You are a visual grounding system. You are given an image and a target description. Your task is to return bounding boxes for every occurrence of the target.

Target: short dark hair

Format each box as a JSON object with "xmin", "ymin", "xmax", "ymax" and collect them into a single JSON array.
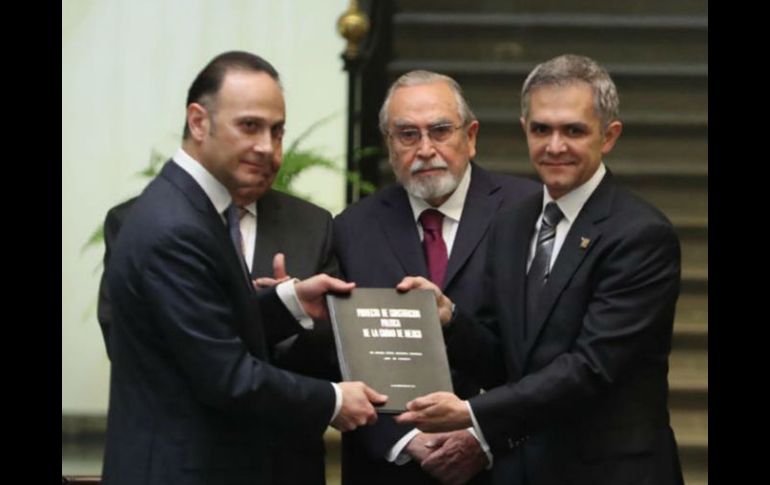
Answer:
[
  {"xmin": 182, "ymin": 51, "xmax": 280, "ymax": 139},
  {"xmin": 521, "ymin": 54, "xmax": 619, "ymax": 129}
]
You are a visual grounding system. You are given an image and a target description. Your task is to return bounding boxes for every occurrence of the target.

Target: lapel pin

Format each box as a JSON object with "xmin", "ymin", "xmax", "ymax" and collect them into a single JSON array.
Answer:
[{"xmin": 580, "ymin": 237, "xmax": 590, "ymax": 249}]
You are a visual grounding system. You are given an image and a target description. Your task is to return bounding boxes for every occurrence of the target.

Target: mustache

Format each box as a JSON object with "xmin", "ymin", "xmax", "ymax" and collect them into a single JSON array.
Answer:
[{"xmin": 410, "ymin": 158, "xmax": 449, "ymax": 174}]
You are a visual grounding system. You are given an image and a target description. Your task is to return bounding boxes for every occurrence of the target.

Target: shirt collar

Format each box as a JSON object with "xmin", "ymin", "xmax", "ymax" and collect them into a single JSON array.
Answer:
[
  {"xmin": 241, "ymin": 201, "xmax": 257, "ymax": 217},
  {"xmin": 542, "ymin": 162, "xmax": 606, "ymax": 224},
  {"xmin": 407, "ymin": 162, "xmax": 472, "ymax": 223},
  {"xmin": 172, "ymin": 147, "xmax": 232, "ymax": 216}
]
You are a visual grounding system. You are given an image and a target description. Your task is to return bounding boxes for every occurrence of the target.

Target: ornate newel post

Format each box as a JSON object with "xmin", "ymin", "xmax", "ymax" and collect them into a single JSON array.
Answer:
[{"xmin": 337, "ymin": 0, "xmax": 370, "ymax": 204}]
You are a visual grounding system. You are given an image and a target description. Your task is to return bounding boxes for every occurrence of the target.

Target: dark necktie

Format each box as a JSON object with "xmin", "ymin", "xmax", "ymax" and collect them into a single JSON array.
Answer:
[
  {"xmin": 225, "ymin": 204, "xmax": 248, "ymax": 262},
  {"xmin": 419, "ymin": 209, "xmax": 449, "ymax": 287},
  {"xmin": 526, "ymin": 202, "xmax": 564, "ymax": 330}
]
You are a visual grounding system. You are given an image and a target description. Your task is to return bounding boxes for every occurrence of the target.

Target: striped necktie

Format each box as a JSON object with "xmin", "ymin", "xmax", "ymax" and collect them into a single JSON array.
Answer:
[{"xmin": 525, "ymin": 202, "xmax": 564, "ymax": 331}]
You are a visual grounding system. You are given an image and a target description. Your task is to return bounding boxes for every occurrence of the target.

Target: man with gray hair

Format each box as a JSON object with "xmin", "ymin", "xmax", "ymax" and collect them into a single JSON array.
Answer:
[
  {"xmin": 396, "ymin": 54, "xmax": 684, "ymax": 485},
  {"xmin": 333, "ymin": 70, "xmax": 539, "ymax": 484}
]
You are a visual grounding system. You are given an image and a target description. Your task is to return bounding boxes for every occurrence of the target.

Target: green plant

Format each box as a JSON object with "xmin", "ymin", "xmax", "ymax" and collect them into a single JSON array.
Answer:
[
  {"xmin": 273, "ymin": 112, "xmax": 339, "ymax": 194},
  {"xmin": 273, "ymin": 112, "xmax": 377, "ymax": 198}
]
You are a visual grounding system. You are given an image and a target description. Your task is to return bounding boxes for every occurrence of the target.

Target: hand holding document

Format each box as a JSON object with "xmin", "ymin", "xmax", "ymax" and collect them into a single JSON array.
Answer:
[
  {"xmin": 327, "ymin": 288, "xmax": 454, "ymax": 413},
  {"xmin": 395, "ymin": 391, "xmax": 472, "ymax": 432}
]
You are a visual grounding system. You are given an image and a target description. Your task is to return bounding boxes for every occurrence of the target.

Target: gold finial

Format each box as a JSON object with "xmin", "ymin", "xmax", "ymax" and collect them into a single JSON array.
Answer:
[{"xmin": 337, "ymin": 0, "xmax": 370, "ymax": 59}]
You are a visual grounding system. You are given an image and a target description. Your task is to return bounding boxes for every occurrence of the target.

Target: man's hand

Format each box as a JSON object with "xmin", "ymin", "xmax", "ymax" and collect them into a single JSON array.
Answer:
[
  {"xmin": 396, "ymin": 276, "xmax": 454, "ymax": 325},
  {"xmin": 331, "ymin": 382, "xmax": 388, "ymax": 432},
  {"xmin": 254, "ymin": 253, "xmax": 291, "ymax": 288},
  {"xmin": 404, "ymin": 432, "xmax": 440, "ymax": 463},
  {"xmin": 294, "ymin": 274, "xmax": 355, "ymax": 320},
  {"xmin": 421, "ymin": 430, "xmax": 488, "ymax": 485},
  {"xmin": 395, "ymin": 392, "xmax": 471, "ymax": 432}
]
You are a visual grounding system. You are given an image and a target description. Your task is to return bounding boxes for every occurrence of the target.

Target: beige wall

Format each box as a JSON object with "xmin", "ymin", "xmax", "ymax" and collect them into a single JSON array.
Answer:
[{"xmin": 62, "ymin": 0, "xmax": 350, "ymax": 414}]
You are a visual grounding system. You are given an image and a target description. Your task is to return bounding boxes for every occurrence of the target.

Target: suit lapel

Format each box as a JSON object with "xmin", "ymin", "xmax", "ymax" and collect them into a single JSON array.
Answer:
[
  {"xmin": 377, "ymin": 187, "xmax": 429, "ymax": 278},
  {"xmin": 444, "ymin": 166, "xmax": 504, "ymax": 291},
  {"xmin": 161, "ymin": 161, "xmax": 256, "ymax": 294},
  {"xmin": 523, "ymin": 175, "xmax": 615, "ymax": 364}
]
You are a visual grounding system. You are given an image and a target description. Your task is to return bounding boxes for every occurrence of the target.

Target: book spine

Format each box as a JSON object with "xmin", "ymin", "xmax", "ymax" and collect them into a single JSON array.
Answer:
[{"xmin": 326, "ymin": 294, "xmax": 352, "ymax": 380}]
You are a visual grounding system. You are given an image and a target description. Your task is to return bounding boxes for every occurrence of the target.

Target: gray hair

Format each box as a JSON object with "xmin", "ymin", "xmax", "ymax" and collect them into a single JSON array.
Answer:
[
  {"xmin": 521, "ymin": 54, "xmax": 619, "ymax": 128},
  {"xmin": 379, "ymin": 70, "xmax": 476, "ymax": 134}
]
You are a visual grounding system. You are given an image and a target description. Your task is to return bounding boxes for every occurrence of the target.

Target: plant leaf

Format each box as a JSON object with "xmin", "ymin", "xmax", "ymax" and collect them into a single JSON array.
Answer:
[
  {"xmin": 285, "ymin": 112, "xmax": 341, "ymax": 154},
  {"xmin": 353, "ymin": 146, "xmax": 382, "ymax": 161},
  {"xmin": 274, "ymin": 150, "xmax": 339, "ymax": 193},
  {"xmin": 81, "ymin": 224, "xmax": 104, "ymax": 254}
]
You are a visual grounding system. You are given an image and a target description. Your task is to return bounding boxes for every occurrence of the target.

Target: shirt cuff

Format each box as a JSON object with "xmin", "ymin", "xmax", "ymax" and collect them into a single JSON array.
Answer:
[
  {"xmin": 466, "ymin": 401, "xmax": 493, "ymax": 469},
  {"xmin": 329, "ymin": 382, "xmax": 343, "ymax": 423},
  {"xmin": 385, "ymin": 428, "xmax": 421, "ymax": 465},
  {"xmin": 276, "ymin": 278, "xmax": 313, "ymax": 329}
]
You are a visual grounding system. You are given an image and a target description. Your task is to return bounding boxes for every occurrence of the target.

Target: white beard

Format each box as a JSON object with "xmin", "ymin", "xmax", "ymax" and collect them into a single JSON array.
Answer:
[{"xmin": 397, "ymin": 158, "xmax": 461, "ymax": 202}]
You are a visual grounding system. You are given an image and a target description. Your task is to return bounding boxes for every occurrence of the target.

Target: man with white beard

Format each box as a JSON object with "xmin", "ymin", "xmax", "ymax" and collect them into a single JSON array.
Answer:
[{"xmin": 331, "ymin": 71, "xmax": 539, "ymax": 485}]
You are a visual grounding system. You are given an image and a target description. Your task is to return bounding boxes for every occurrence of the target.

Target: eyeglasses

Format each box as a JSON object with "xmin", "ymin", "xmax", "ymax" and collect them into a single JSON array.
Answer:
[{"xmin": 388, "ymin": 123, "xmax": 463, "ymax": 147}]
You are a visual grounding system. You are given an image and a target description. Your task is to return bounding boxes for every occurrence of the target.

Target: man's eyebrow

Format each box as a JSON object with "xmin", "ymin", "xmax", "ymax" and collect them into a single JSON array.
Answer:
[
  {"xmin": 235, "ymin": 115, "xmax": 285, "ymax": 126},
  {"xmin": 563, "ymin": 122, "xmax": 589, "ymax": 129},
  {"xmin": 393, "ymin": 121, "xmax": 418, "ymax": 129},
  {"xmin": 528, "ymin": 120, "xmax": 589, "ymax": 130},
  {"xmin": 392, "ymin": 118, "xmax": 453, "ymax": 129}
]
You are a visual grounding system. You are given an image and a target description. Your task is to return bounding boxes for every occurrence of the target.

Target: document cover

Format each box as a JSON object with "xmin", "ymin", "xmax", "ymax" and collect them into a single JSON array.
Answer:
[{"xmin": 326, "ymin": 288, "xmax": 453, "ymax": 413}]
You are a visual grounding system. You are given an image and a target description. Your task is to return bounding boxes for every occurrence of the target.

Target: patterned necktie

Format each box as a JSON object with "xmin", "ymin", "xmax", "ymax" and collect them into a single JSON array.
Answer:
[
  {"xmin": 419, "ymin": 209, "xmax": 449, "ymax": 287},
  {"xmin": 526, "ymin": 202, "xmax": 564, "ymax": 329}
]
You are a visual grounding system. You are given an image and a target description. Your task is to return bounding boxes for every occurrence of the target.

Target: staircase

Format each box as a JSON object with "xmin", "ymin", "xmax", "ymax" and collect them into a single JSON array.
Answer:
[{"xmin": 377, "ymin": 1, "xmax": 708, "ymax": 483}]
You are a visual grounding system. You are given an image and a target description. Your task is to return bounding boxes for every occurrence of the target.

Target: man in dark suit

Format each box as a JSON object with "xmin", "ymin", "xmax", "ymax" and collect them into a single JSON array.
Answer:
[
  {"xmin": 97, "ymin": 190, "xmax": 338, "ymax": 358},
  {"xmin": 396, "ymin": 54, "xmax": 684, "ymax": 485},
  {"xmin": 97, "ymin": 188, "xmax": 339, "ymax": 485},
  {"xmin": 333, "ymin": 71, "xmax": 539, "ymax": 484},
  {"xmin": 100, "ymin": 51, "xmax": 386, "ymax": 485}
]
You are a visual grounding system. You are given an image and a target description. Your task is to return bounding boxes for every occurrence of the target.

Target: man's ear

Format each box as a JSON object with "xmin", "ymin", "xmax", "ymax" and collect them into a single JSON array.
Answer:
[
  {"xmin": 601, "ymin": 120, "xmax": 623, "ymax": 155},
  {"xmin": 466, "ymin": 120, "xmax": 480, "ymax": 159},
  {"xmin": 186, "ymin": 103, "xmax": 209, "ymax": 141}
]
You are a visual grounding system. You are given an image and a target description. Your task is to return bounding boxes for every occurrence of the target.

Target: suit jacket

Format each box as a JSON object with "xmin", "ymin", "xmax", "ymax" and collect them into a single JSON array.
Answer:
[
  {"xmin": 101, "ymin": 161, "xmax": 336, "ymax": 485},
  {"xmin": 332, "ymin": 163, "xmax": 540, "ymax": 485},
  {"xmin": 98, "ymin": 186, "xmax": 338, "ymax": 485},
  {"xmin": 97, "ymin": 191, "xmax": 339, "ymax": 356},
  {"xmin": 444, "ymin": 171, "xmax": 684, "ymax": 485}
]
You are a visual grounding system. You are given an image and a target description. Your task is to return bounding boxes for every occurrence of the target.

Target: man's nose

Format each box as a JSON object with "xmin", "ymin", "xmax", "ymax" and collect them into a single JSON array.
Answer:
[
  {"xmin": 545, "ymin": 132, "xmax": 566, "ymax": 154},
  {"xmin": 415, "ymin": 130, "xmax": 436, "ymax": 158},
  {"xmin": 252, "ymin": 130, "xmax": 274, "ymax": 153}
]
